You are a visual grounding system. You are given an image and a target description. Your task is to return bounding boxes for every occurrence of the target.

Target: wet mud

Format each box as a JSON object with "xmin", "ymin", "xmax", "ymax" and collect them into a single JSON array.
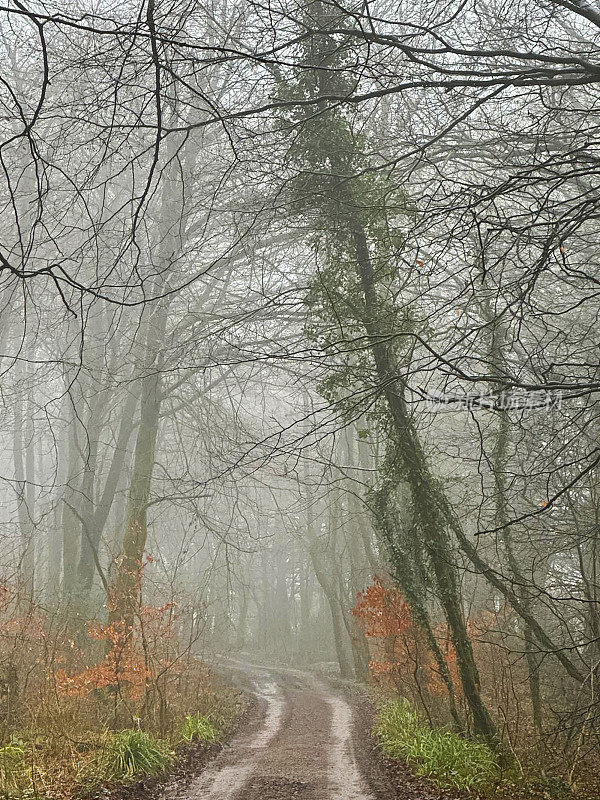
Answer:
[
  {"xmin": 104, "ymin": 659, "xmax": 450, "ymax": 800},
  {"xmin": 160, "ymin": 660, "xmax": 375, "ymax": 800}
]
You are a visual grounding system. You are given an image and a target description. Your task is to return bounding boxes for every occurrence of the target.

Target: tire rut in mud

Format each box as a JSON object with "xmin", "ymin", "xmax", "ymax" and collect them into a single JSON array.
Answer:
[
  {"xmin": 241, "ymin": 776, "xmax": 322, "ymax": 800},
  {"xmin": 231, "ymin": 680, "xmax": 331, "ymax": 800},
  {"xmin": 159, "ymin": 662, "xmax": 448, "ymax": 800}
]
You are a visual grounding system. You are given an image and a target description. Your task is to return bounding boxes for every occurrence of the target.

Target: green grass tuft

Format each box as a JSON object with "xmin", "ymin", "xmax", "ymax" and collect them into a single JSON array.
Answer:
[
  {"xmin": 95, "ymin": 727, "xmax": 173, "ymax": 782},
  {"xmin": 180, "ymin": 713, "xmax": 220, "ymax": 743},
  {"xmin": 374, "ymin": 698, "xmax": 500, "ymax": 792}
]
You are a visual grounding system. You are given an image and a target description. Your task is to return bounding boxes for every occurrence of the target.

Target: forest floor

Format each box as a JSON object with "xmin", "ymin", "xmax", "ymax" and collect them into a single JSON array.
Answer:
[{"xmin": 145, "ymin": 658, "xmax": 452, "ymax": 800}]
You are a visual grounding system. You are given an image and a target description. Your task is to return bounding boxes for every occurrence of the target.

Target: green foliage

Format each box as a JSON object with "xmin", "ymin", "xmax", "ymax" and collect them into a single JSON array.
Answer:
[
  {"xmin": 375, "ymin": 699, "xmax": 500, "ymax": 791},
  {"xmin": 0, "ymin": 738, "xmax": 27, "ymax": 796},
  {"xmin": 278, "ymin": 5, "xmax": 416, "ymax": 428},
  {"xmin": 94, "ymin": 727, "xmax": 172, "ymax": 782},
  {"xmin": 180, "ymin": 713, "xmax": 220, "ymax": 743}
]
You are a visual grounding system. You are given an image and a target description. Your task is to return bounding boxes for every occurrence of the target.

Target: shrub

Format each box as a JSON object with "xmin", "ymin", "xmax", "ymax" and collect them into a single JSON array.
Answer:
[
  {"xmin": 374, "ymin": 698, "xmax": 500, "ymax": 791},
  {"xmin": 95, "ymin": 727, "xmax": 173, "ymax": 782},
  {"xmin": 180, "ymin": 713, "xmax": 220, "ymax": 743},
  {"xmin": 0, "ymin": 738, "xmax": 27, "ymax": 795}
]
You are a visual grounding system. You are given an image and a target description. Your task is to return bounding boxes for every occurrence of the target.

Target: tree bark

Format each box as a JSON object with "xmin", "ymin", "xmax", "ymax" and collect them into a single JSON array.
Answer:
[
  {"xmin": 109, "ymin": 337, "xmax": 164, "ymax": 633},
  {"xmin": 14, "ymin": 370, "xmax": 35, "ymax": 605},
  {"xmin": 350, "ymin": 222, "xmax": 497, "ymax": 741}
]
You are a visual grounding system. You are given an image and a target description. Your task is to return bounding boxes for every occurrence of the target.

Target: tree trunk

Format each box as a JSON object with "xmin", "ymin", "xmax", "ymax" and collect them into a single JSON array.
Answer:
[
  {"xmin": 327, "ymin": 592, "xmax": 354, "ymax": 678},
  {"xmin": 14, "ymin": 373, "xmax": 35, "ymax": 605},
  {"xmin": 109, "ymin": 350, "xmax": 164, "ymax": 634},
  {"xmin": 349, "ymin": 222, "xmax": 497, "ymax": 741},
  {"xmin": 75, "ymin": 385, "xmax": 140, "ymax": 612},
  {"xmin": 61, "ymin": 401, "xmax": 81, "ymax": 601},
  {"xmin": 236, "ymin": 590, "xmax": 249, "ymax": 651},
  {"xmin": 299, "ymin": 561, "xmax": 314, "ymax": 649},
  {"xmin": 74, "ymin": 390, "xmax": 104, "ymax": 616}
]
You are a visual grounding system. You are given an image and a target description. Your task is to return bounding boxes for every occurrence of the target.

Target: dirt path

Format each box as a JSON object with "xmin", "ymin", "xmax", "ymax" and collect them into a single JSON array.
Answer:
[{"xmin": 160, "ymin": 661, "xmax": 375, "ymax": 800}]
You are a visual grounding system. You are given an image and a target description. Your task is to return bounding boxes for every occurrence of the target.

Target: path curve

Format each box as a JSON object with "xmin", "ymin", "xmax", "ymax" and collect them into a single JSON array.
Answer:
[{"xmin": 161, "ymin": 660, "xmax": 374, "ymax": 800}]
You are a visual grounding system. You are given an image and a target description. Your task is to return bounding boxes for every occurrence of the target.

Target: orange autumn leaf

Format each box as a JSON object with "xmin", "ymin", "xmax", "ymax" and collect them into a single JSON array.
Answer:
[{"xmin": 353, "ymin": 576, "xmax": 412, "ymax": 638}]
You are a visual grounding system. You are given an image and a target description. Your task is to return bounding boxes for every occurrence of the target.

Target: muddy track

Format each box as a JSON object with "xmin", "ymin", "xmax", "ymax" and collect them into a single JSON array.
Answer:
[{"xmin": 157, "ymin": 659, "xmax": 445, "ymax": 800}]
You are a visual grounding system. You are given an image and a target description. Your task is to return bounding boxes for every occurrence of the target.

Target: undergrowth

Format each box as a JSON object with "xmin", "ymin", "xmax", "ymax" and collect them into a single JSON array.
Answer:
[
  {"xmin": 0, "ymin": 738, "xmax": 27, "ymax": 796},
  {"xmin": 374, "ymin": 698, "xmax": 500, "ymax": 792},
  {"xmin": 92, "ymin": 725, "xmax": 173, "ymax": 782},
  {"xmin": 180, "ymin": 713, "xmax": 220, "ymax": 743}
]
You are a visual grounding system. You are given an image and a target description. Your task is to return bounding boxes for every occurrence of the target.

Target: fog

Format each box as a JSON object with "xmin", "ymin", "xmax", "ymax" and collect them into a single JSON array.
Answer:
[{"xmin": 1, "ymin": 1, "xmax": 600, "ymax": 797}]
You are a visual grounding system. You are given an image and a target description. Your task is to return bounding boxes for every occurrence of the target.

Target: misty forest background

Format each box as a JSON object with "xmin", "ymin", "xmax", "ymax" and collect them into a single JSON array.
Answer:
[{"xmin": 1, "ymin": 0, "xmax": 600, "ymax": 795}]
